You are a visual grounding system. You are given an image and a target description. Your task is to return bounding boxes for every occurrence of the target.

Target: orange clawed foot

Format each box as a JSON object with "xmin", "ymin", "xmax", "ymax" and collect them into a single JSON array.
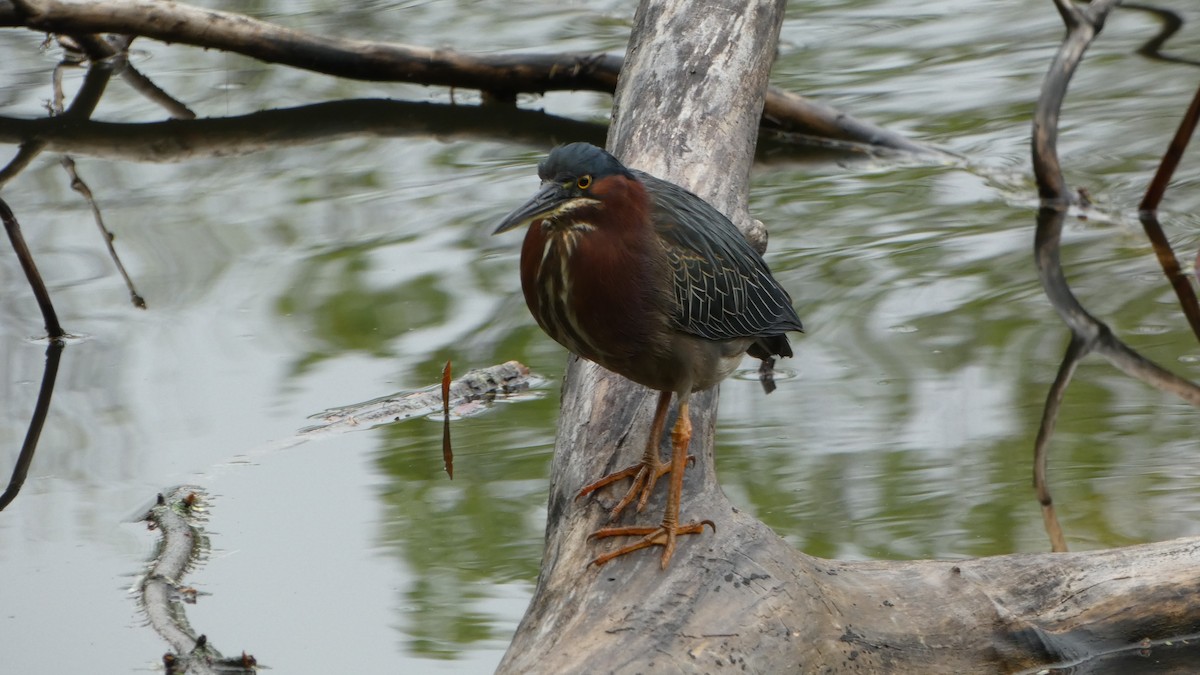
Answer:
[
  {"xmin": 577, "ymin": 391, "xmax": 711, "ymax": 568},
  {"xmin": 575, "ymin": 453, "xmax": 694, "ymax": 521},
  {"xmin": 588, "ymin": 520, "xmax": 716, "ymax": 569}
]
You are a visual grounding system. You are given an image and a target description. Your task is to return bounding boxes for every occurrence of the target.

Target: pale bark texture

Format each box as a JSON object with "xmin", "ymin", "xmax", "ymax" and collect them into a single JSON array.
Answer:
[{"xmin": 499, "ymin": 1, "xmax": 1200, "ymax": 673}]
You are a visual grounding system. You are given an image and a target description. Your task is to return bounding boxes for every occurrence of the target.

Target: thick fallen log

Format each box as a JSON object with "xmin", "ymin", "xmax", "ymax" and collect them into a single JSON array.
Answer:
[
  {"xmin": 0, "ymin": 0, "xmax": 938, "ymax": 156},
  {"xmin": 499, "ymin": 0, "xmax": 1200, "ymax": 673}
]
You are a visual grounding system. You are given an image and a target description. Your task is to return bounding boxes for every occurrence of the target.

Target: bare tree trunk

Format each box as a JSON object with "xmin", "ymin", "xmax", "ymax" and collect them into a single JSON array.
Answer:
[
  {"xmin": 499, "ymin": 1, "xmax": 1200, "ymax": 673},
  {"xmin": 499, "ymin": 1, "xmax": 816, "ymax": 671}
]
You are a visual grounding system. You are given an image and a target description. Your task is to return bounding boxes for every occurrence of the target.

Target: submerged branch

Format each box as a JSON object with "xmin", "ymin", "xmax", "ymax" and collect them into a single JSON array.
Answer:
[
  {"xmin": 300, "ymin": 360, "xmax": 539, "ymax": 436},
  {"xmin": 1030, "ymin": 0, "xmax": 1200, "ymax": 552},
  {"xmin": 137, "ymin": 487, "xmax": 258, "ymax": 674},
  {"xmin": 1032, "ymin": 0, "xmax": 1200, "ymax": 398}
]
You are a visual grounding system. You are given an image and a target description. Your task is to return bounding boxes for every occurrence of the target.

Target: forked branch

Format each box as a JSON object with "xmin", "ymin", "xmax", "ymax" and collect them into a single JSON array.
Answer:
[{"xmin": 1030, "ymin": 0, "xmax": 1200, "ymax": 552}]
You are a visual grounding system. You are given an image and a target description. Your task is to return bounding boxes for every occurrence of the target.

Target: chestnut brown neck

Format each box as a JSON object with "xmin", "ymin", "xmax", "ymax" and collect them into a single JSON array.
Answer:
[{"xmin": 517, "ymin": 174, "xmax": 666, "ymax": 366}]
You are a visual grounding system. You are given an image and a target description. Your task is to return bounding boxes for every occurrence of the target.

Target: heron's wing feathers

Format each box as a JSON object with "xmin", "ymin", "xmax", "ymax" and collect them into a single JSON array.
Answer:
[{"xmin": 635, "ymin": 171, "xmax": 804, "ymax": 342}]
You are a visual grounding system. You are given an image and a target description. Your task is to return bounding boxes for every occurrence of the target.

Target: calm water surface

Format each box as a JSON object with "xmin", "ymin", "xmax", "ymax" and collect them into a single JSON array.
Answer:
[{"xmin": 2, "ymin": 1, "xmax": 1199, "ymax": 672}]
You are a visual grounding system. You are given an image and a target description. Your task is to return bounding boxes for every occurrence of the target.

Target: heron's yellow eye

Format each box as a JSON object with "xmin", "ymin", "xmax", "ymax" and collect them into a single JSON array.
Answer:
[{"xmin": 577, "ymin": 175, "xmax": 592, "ymax": 190}]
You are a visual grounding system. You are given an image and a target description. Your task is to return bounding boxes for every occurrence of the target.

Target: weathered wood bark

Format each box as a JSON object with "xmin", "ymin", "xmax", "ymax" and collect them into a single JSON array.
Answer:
[{"xmin": 500, "ymin": 1, "xmax": 1200, "ymax": 673}]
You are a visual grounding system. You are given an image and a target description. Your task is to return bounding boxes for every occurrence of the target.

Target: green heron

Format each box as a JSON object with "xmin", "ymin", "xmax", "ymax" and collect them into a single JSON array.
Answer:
[{"xmin": 494, "ymin": 143, "xmax": 803, "ymax": 568}]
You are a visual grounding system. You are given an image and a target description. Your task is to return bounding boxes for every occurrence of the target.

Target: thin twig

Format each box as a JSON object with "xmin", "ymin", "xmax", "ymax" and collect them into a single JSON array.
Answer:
[
  {"xmin": 1032, "ymin": 334, "xmax": 1089, "ymax": 553},
  {"xmin": 1125, "ymin": 3, "xmax": 1200, "ymax": 68},
  {"xmin": 61, "ymin": 57, "xmax": 113, "ymax": 119},
  {"xmin": 1141, "ymin": 81, "xmax": 1200, "ymax": 212},
  {"xmin": 0, "ymin": 198, "xmax": 64, "ymax": 337},
  {"xmin": 51, "ymin": 58, "xmax": 66, "ymax": 111},
  {"xmin": 0, "ymin": 340, "xmax": 63, "ymax": 512},
  {"xmin": 1136, "ymin": 81, "xmax": 1200, "ymax": 345},
  {"xmin": 45, "ymin": 54, "xmax": 148, "ymax": 308},
  {"xmin": 1096, "ymin": 331, "xmax": 1200, "ymax": 405},
  {"xmin": 60, "ymin": 155, "xmax": 147, "ymax": 308},
  {"xmin": 1139, "ymin": 211, "xmax": 1200, "ymax": 344},
  {"xmin": 442, "ymin": 360, "xmax": 454, "ymax": 479},
  {"xmin": 1033, "ymin": 0, "xmax": 1119, "ymax": 203},
  {"xmin": 0, "ymin": 142, "xmax": 46, "ymax": 188},
  {"xmin": 59, "ymin": 31, "xmax": 196, "ymax": 119},
  {"xmin": 1028, "ymin": 0, "xmax": 1114, "ymax": 552},
  {"xmin": 119, "ymin": 64, "xmax": 196, "ymax": 119}
]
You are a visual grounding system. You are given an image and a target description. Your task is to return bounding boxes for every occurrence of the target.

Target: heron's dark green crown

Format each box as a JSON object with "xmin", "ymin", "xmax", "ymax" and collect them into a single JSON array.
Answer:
[{"xmin": 538, "ymin": 143, "xmax": 634, "ymax": 184}]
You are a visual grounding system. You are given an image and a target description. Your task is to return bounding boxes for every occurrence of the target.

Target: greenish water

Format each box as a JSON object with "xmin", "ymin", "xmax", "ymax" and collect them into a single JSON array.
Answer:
[{"xmin": 2, "ymin": 1, "xmax": 1199, "ymax": 672}]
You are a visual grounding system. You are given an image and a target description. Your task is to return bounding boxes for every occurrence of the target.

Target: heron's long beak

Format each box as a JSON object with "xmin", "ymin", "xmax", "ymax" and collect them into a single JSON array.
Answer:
[{"xmin": 493, "ymin": 182, "xmax": 571, "ymax": 235}]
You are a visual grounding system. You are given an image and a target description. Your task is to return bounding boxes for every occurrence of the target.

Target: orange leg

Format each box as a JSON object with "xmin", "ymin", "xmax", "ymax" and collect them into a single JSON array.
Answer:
[
  {"xmin": 588, "ymin": 397, "xmax": 715, "ymax": 569},
  {"xmin": 576, "ymin": 391, "xmax": 674, "ymax": 520}
]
